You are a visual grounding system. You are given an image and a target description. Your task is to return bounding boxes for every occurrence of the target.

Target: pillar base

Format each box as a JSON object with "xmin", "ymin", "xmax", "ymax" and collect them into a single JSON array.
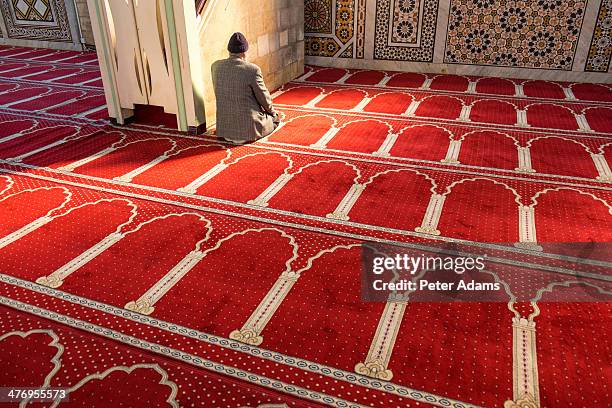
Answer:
[
  {"xmin": 355, "ymin": 361, "xmax": 394, "ymax": 381},
  {"xmin": 415, "ymin": 226, "xmax": 441, "ymax": 236},
  {"xmin": 125, "ymin": 299, "xmax": 155, "ymax": 315},
  {"xmin": 188, "ymin": 123, "xmax": 207, "ymax": 135},
  {"xmin": 109, "ymin": 108, "xmax": 135, "ymax": 126},
  {"xmin": 514, "ymin": 242, "xmax": 543, "ymax": 252},
  {"xmin": 36, "ymin": 275, "xmax": 63, "ymax": 289},
  {"xmin": 504, "ymin": 394, "xmax": 538, "ymax": 408},
  {"xmin": 229, "ymin": 329, "xmax": 263, "ymax": 346}
]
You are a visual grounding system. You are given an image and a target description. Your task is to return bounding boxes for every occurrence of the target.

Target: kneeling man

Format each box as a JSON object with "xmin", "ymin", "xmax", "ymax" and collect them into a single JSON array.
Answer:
[{"xmin": 211, "ymin": 32, "xmax": 280, "ymax": 143}]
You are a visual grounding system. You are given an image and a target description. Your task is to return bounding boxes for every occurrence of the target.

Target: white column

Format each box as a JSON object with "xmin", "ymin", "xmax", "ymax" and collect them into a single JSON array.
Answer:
[
  {"xmin": 54, "ymin": 53, "xmax": 88, "ymax": 62},
  {"xmin": 516, "ymin": 147, "xmax": 536, "ymax": 173},
  {"xmin": 3, "ymin": 92, "xmax": 51, "ymax": 108},
  {"xmin": 125, "ymin": 250, "xmax": 203, "ymax": 315},
  {"xmin": 0, "ymin": 131, "xmax": 26, "ymax": 144},
  {"xmin": 58, "ymin": 147, "xmax": 116, "ymax": 172},
  {"xmin": 402, "ymin": 100, "xmax": 421, "ymax": 116},
  {"xmin": 563, "ymin": 87, "xmax": 577, "ymax": 101},
  {"xmin": 441, "ymin": 140, "xmax": 462, "ymax": 164},
  {"xmin": 177, "ymin": 163, "xmax": 229, "ymax": 194},
  {"xmin": 229, "ymin": 271, "xmax": 300, "ymax": 346},
  {"xmin": 248, "ymin": 174, "xmax": 294, "ymax": 207},
  {"xmin": 1, "ymin": 49, "xmax": 36, "ymax": 58},
  {"xmin": 40, "ymin": 97, "xmax": 81, "ymax": 113},
  {"xmin": 295, "ymin": 70, "xmax": 316, "ymax": 82},
  {"xmin": 16, "ymin": 70, "xmax": 49, "ymax": 79},
  {"xmin": 76, "ymin": 76, "xmax": 103, "ymax": 86},
  {"xmin": 515, "ymin": 84, "xmax": 525, "ymax": 97},
  {"xmin": 75, "ymin": 105, "xmax": 108, "ymax": 119},
  {"xmin": 30, "ymin": 52, "xmax": 60, "ymax": 60},
  {"xmin": 326, "ymin": 183, "xmax": 366, "ymax": 221},
  {"xmin": 355, "ymin": 301, "xmax": 406, "ymax": 381},
  {"xmin": 467, "ymin": 81, "xmax": 477, "ymax": 94},
  {"xmin": 515, "ymin": 206, "xmax": 543, "ymax": 251},
  {"xmin": 48, "ymin": 71, "xmax": 85, "ymax": 83},
  {"xmin": 373, "ymin": 133, "xmax": 399, "ymax": 157},
  {"xmin": 336, "ymin": 73, "xmax": 353, "ymax": 84},
  {"xmin": 0, "ymin": 65, "xmax": 32, "ymax": 74},
  {"xmin": 575, "ymin": 114, "xmax": 593, "ymax": 133},
  {"xmin": 36, "ymin": 232, "xmax": 124, "ymax": 288},
  {"xmin": 378, "ymin": 75, "xmax": 391, "ymax": 86},
  {"xmin": 415, "ymin": 193, "xmax": 446, "ymax": 236},
  {"xmin": 304, "ymin": 93, "xmax": 328, "ymax": 108},
  {"xmin": 592, "ymin": 154, "xmax": 612, "ymax": 182},
  {"xmin": 8, "ymin": 138, "xmax": 74, "ymax": 162},
  {"xmin": 0, "ymin": 216, "xmax": 53, "ymax": 250},
  {"xmin": 420, "ymin": 78, "xmax": 433, "ymax": 90},
  {"xmin": 516, "ymin": 110, "xmax": 529, "ymax": 127},
  {"xmin": 114, "ymin": 155, "xmax": 169, "ymax": 183},
  {"xmin": 459, "ymin": 105, "xmax": 472, "ymax": 121},
  {"xmin": 310, "ymin": 127, "xmax": 340, "ymax": 149},
  {"xmin": 351, "ymin": 97, "xmax": 372, "ymax": 112},
  {"xmin": 510, "ymin": 317, "xmax": 540, "ymax": 407}
]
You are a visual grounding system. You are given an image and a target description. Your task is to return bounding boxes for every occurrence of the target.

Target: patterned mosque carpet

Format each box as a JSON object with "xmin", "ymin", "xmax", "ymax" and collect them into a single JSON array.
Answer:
[{"xmin": 0, "ymin": 46, "xmax": 610, "ymax": 408}]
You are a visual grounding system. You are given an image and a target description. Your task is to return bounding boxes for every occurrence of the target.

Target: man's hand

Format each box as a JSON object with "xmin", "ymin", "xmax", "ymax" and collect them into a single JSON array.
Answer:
[{"xmin": 272, "ymin": 111, "xmax": 281, "ymax": 124}]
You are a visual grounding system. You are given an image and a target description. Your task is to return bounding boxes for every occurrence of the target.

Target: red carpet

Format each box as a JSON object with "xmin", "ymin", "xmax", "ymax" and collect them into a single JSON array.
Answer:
[{"xmin": 0, "ymin": 46, "xmax": 610, "ymax": 407}]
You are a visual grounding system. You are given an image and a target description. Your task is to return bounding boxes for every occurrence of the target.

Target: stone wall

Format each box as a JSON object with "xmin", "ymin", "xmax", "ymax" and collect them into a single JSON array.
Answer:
[
  {"xmin": 305, "ymin": 0, "xmax": 612, "ymax": 83},
  {"xmin": 74, "ymin": 0, "xmax": 94, "ymax": 47},
  {"xmin": 198, "ymin": 0, "xmax": 305, "ymax": 126}
]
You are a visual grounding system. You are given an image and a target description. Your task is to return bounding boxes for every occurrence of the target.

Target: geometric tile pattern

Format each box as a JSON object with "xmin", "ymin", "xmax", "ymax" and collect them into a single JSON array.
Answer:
[
  {"xmin": 304, "ymin": 0, "xmax": 333, "ymax": 33},
  {"xmin": 391, "ymin": 0, "xmax": 421, "ymax": 44},
  {"xmin": 306, "ymin": 0, "xmax": 605, "ymax": 74},
  {"xmin": 444, "ymin": 0, "xmax": 586, "ymax": 70},
  {"xmin": 304, "ymin": 34, "xmax": 339, "ymax": 58},
  {"xmin": 585, "ymin": 0, "xmax": 612, "ymax": 72},
  {"xmin": 13, "ymin": 0, "xmax": 53, "ymax": 22},
  {"xmin": 354, "ymin": 0, "xmax": 366, "ymax": 58},
  {"xmin": 305, "ymin": 0, "xmax": 366, "ymax": 59},
  {"xmin": 374, "ymin": 0, "xmax": 439, "ymax": 61},
  {"xmin": 0, "ymin": 0, "xmax": 72, "ymax": 42}
]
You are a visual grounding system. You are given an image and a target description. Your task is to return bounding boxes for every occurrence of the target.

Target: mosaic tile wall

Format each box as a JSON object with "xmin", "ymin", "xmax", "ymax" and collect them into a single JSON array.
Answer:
[
  {"xmin": 586, "ymin": 0, "xmax": 612, "ymax": 72},
  {"xmin": 373, "ymin": 0, "xmax": 439, "ymax": 62},
  {"xmin": 304, "ymin": 0, "xmax": 366, "ymax": 58},
  {"xmin": 0, "ymin": 0, "xmax": 72, "ymax": 41},
  {"xmin": 305, "ymin": 0, "xmax": 612, "ymax": 78},
  {"xmin": 0, "ymin": 0, "xmax": 84, "ymax": 49},
  {"xmin": 444, "ymin": 0, "xmax": 587, "ymax": 71}
]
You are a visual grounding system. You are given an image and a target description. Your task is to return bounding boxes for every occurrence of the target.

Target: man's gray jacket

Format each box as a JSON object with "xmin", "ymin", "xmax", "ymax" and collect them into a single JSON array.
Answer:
[{"xmin": 211, "ymin": 56, "xmax": 276, "ymax": 142}]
